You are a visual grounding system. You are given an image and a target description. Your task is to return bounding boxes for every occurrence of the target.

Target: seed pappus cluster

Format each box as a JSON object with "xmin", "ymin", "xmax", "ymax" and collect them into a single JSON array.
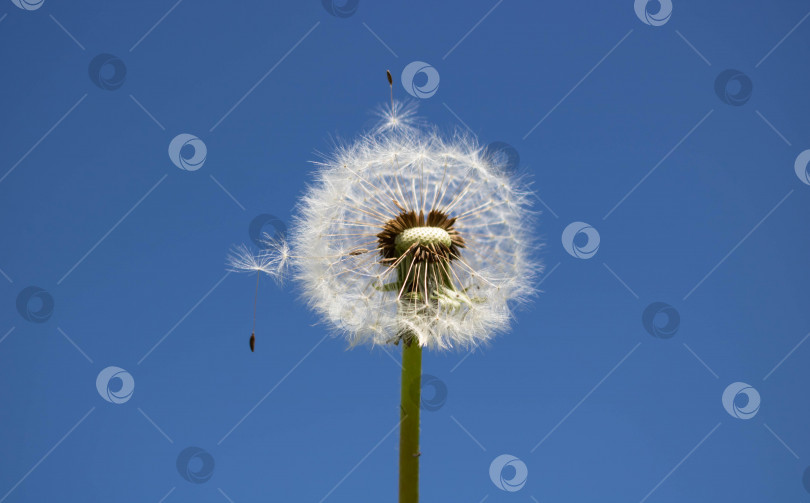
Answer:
[{"xmin": 227, "ymin": 100, "xmax": 541, "ymax": 351}]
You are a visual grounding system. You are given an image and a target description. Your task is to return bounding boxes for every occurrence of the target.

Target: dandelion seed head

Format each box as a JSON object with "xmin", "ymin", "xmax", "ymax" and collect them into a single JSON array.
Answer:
[
  {"xmin": 268, "ymin": 102, "xmax": 542, "ymax": 350},
  {"xmin": 229, "ymin": 102, "xmax": 541, "ymax": 350}
]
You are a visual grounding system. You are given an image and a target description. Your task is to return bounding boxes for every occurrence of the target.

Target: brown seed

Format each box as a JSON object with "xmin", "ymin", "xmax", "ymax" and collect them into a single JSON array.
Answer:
[
  {"xmin": 249, "ymin": 333, "xmax": 255, "ymax": 352},
  {"xmin": 348, "ymin": 249, "xmax": 368, "ymax": 256},
  {"xmin": 386, "ymin": 70, "xmax": 393, "ymax": 85}
]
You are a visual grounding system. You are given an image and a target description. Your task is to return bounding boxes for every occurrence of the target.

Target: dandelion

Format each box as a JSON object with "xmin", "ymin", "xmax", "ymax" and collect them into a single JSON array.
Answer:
[{"xmin": 226, "ymin": 76, "xmax": 541, "ymax": 501}]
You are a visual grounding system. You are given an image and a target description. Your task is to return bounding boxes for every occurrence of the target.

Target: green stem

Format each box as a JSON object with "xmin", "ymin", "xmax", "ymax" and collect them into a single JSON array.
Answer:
[{"xmin": 399, "ymin": 336, "xmax": 422, "ymax": 502}]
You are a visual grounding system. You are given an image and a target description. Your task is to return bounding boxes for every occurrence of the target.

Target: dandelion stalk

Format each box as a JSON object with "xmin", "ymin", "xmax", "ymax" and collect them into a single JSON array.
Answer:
[{"xmin": 399, "ymin": 333, "xmax": 421, "ymax": 502}]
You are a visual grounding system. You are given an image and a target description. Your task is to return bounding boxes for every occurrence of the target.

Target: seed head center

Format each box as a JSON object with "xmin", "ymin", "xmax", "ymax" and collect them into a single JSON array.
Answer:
[
  {"xmin": 377, "ymin": 209, "xmax": 465, "ymax": 264},
  {"xmin": 395, "ymin": 226, "xmax": 452, "ymax": 254}
]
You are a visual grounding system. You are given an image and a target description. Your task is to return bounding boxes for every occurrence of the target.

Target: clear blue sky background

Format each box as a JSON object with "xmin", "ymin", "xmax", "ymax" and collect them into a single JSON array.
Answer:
[{"xmin": 1, "ymin": 1, "xmax": 810, "ymax": 502}]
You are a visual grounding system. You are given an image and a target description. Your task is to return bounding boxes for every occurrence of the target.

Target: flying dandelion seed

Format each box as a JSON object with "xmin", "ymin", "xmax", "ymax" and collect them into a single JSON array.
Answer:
[
  {"xmin": 225, "ymin": 74, "xmax": 541, "ymax": 501},
  {"xmin": 226, "ymin": 240, "xmax": 287, "ymax": 351}
]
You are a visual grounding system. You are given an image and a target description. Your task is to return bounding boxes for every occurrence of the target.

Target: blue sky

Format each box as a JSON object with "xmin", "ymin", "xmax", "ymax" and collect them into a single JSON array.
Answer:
[{"xmin": 1, "ymin": 1, "xmax": 810, "ymax": 501}]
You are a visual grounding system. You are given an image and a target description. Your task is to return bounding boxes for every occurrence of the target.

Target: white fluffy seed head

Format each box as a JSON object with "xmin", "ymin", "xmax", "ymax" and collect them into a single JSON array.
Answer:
[{"xmin": 229, "ymin": 101, "xmax": 542, "ymax": 351}]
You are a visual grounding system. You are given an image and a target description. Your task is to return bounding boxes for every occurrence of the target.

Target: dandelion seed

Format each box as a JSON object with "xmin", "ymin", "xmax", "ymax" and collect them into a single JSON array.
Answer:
[{"xmin": 226, "ymin": 244, "xmax": 277, "ymax": 352}]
